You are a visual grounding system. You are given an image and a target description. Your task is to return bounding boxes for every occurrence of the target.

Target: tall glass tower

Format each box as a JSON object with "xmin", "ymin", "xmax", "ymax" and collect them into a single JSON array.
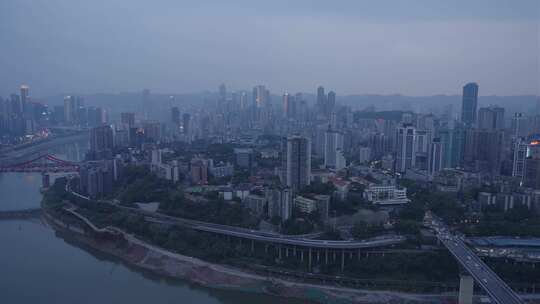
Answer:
[{"xmin": 461, "ymin": 82, "xmax": 479, "ymax": 127}]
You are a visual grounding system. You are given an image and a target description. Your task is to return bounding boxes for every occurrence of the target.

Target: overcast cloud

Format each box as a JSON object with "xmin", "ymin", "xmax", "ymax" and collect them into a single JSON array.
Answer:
[{"xmin": 0, "ymin": 0, "xmax": 538, "ymax": 97}]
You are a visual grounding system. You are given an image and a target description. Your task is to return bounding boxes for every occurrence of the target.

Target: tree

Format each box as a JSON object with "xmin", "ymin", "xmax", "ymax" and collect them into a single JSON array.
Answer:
[{"xmin": 351, "ymin": 220, "xmax": 384, "ymax": 239}]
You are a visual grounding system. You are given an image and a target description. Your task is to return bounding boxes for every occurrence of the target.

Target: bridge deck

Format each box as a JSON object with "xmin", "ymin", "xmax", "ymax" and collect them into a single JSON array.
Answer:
[{"xmin": 426, "ymin": 213, "xmax": 524, "ymax": 304}]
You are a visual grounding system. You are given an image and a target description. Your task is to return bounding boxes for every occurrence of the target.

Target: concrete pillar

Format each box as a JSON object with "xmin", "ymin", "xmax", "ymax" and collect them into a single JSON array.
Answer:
[
  {"xmin": 341, "ymin": 250, "xmax": 345, "ymax": 271},
  {"xmin": 308, "ymin": 248, "xmax": 312, "ymax": 270},
  {"xmin": 325, "ymin": 249, "xmax": 329, "ymax": 264},
  {"xmin": 251, "ymin": 240, "xmax": 254, "ymax": 253},
  {"xmin": 285, "ymin": 247, "xmax": 289, "ymax": 258},
  {"xmin": 301, "ymin": 250, "xmax": 304, "ymax": 262},
  {"xmin": 458, "ymin": 275, "xmax": 474, "ymax": 304},
  {"xmin": 358, "ymin": 249, "xmax": 361, "ymax": 261},
  {"xmin": 293, "ymin": 246, "xmax": 297, "ymax": 256},
  {"xmin": 317, "ymin": 250, "xmax": 320, "ymax": 262},
  {"xmin": 278, "ymin": 245, "xmax": 282, "ymax": 260},
  {"xmin": 264, "ymin": 244, "xmax": 268, "ymax": 253}
]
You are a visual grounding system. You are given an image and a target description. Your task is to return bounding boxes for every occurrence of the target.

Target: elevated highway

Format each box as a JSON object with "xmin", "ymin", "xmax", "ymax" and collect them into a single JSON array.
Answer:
[{"xmin": 425, "ymin": 212, "xmax": 524, "ymax": 304}]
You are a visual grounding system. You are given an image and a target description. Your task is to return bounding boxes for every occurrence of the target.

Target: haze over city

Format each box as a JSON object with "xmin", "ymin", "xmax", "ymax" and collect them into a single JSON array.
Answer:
[
  {"xmin": 1, "ymin": 2, "xmax": 540, "ymax": 304},
  {"xmin": 1, "ymin": 0, "xmax": 538, "ymax": 96}
]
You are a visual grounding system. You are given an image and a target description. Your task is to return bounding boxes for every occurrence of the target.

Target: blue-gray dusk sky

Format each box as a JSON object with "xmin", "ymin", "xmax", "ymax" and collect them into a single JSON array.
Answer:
[{"xmin": 1, "ymin": 0, "xmax": 538, "ymax": 97}]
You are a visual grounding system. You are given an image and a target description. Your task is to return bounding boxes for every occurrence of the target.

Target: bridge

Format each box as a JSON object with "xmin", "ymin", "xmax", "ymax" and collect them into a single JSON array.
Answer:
[
  {"xmin": 0, "ymin": 154, "xmax": 80, "ymax": 173},
  {"xmin": 425, "ymin": 212, "xmax": 524, "ymax": 304}
]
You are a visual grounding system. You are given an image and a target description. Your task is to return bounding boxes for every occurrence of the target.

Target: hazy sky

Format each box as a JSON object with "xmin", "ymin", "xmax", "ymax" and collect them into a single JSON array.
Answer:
[{"xmin": 1, "ymin": 0, "xmax": 538, "ymax": 97}]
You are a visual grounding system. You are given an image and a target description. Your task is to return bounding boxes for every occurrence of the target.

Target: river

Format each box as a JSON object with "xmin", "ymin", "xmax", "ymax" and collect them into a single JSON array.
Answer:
[{"xmin": 0, "ymin": 140, "xmax": 302, "ymax": 304}]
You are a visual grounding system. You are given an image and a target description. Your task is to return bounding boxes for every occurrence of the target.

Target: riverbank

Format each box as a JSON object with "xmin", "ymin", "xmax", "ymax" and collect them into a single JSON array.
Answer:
[{"xmin": 43, "ymin": 209, "xmax": 465, "ymax": 304}]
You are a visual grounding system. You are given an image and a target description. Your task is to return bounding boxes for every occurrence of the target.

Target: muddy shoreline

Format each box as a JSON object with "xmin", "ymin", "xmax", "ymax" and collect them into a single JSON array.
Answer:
[{"xmin": 43, "ymin": 210, "xmax": 469, "ymax": 304}]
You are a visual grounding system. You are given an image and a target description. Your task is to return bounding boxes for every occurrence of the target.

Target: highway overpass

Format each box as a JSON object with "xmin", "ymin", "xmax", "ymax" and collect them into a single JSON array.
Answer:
[{"xmin": 425, "ymin": 212, "xmax": 524, "ymax": 304}]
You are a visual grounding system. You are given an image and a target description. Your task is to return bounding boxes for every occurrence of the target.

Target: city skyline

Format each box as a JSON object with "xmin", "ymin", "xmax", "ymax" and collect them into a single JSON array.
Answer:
[{"xmin": 1, "ymin": 2, "xmax": 539, "ymax": 303}]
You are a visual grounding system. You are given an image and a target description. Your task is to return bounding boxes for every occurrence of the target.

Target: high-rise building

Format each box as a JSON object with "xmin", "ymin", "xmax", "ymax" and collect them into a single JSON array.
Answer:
[
  {"xmin": 316, "ymin": 86, "xmax": 326, "ymax": 115},
  {"xmin": 79, "ymin": 160, "xmax": 116, "ymax": 199},
  {"xmin": 395, "ymin": 124, "xmax": 416, "ymax": 173},
  {"xmin": 190, "ymin": 158, "xmax": 209, "ymax": 185},
  {"xmin": 324, "ymin": 129, "xmax": 344, "ymax": 168},
  {"xmin": 88, "ymin": 125, "xmax": 114, "ymax": 160},
  {"xmin": 142, "ymin": 121, "xmax": 162, "ymax": 142},
  {"xmin": 253, "ymin": 85, "xmax": 268, "ymax": 108},
  {"xmin": 63, "ymin": 96, "xmax": 76, "ymax": 124},
  {"xmin": 478, "ymin": 106, "xmax": 505, "ymax": 130},
  {"xmin": 282, "ymin": 135, "xmax": 311, "ymax": 192},
  {"xmin": 10, "ymin": 94, "xmax": 22, "ymax": 115},
  {"xmin": 171, "ymin": 107, "xmax": 180, "ymax": 125},
  {"xmin": 234, "ymin": 148, "xmax": 254, "ymax": 170},
  {"xmin": 87, "ymin": 107, "xmax": 105, "ymax": 127},
  {"xmin": 439, "ymin": 121, "xmax": 466, "ymax": 169},
  {"xmin": 182, "ymin": 113, "xmax": 191, "ymax": 135},
  {"xmin": 120, "ymin": 112, "xmax": 135, "ymax": 127},
  {"xmin": 283, "ymin": 93, "xmax": 297, "ymax": 119},
  {"xmin": 359, "ymin": 146, "xmax": 372, "ymax": 163},
  {"xmin": 265, "ymin": 187, "xmax": 293, "ymax": 221},
  {"xmin": 461, "ymin": 82, "xmax": 479, "ymax": 127},
  {"xmin": 524, "ymin": 140, "xmax": 540, "ymax": 189},
  {"xmin": 513, "ymin": 137, "xmax": 530, "ymax": 180},
  {"xmin": 464, "ymin": 129, "xmax": 504, "ymax": 174},
  {"xmin": 511, "ymin": 113, "xmax": 531, "ymax": 138},
  {"xmin": 428, "ymin": 138, "xmax": 444, "ymax": 176},
  {"xmin": 20, "ymin": 84, "xmax": 29, "ymax": 115},
  {"xmin": 327, "ymin": 91, "xmax": 336, "ymax": 116},
  {"xmin": 218, "ymin": 83, "xmax": 227, "ymax": 102},
  {"xmin": 239, "ymin": 92, "xmax": 248, "ymax": 110}
]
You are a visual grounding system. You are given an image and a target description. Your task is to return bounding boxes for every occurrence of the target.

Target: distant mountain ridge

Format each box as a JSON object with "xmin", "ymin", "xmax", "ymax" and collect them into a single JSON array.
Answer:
[{"xmin": 38, "ymin": 92, "xmax": 538, "ymax": 117}]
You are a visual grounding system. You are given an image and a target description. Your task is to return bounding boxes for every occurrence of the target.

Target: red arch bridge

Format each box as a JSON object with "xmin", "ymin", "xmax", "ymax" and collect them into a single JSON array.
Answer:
[{"xmin": 0, "ymin": 154, "xmax": 80, "ymax": 173}]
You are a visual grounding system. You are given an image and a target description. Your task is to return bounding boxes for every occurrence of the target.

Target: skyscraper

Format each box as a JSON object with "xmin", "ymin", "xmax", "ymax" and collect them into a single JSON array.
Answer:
[
  {"xmin": 478, "ymin": 106, "xmax": 505, "ymax": 130},
  {"xmin": 282, "ymin": 135, "xmax": 311, "ymax": 192},
  {"xmin": 64, "ymin": 96, "xmax": 76, "ymax": 124},
  {"xmin": 20, "ymin": 84, "xmax": 29, "ymax": 115},
  {"xmin": 327, "ymin": 90, "xmax": 336, "ymax": 116},
  {"xmin": 239, "ymin": 91, "xmax": 248, "ymax": 110},
  {"xmin": 88, "ymin": 125, "xmax": 114, "ymax": 160},
  {"xmin": 120, "ymin": 112, "xmax": 135, "ymax": 127},
  {"xmin": 316, "ymin": 86, "xmax": 326, "ymax": 115},
  {"xmin": 511, "ymin": 113, "xmax": 530, "ymax": 138},
  {"xmin": 524, "ymin": 139, "xmax": 540, "ymax": 189},
  {"xmin": 253, "ymin": 85, "xmax": 268, "ymax": 108},
  {"xmin": 428, "ymin": 138, "xmax": 443, "ymax": 176},
  {"xmin": 461, "ymin": 82, "xmax": 479, "ymax": 127},
  {"xmin": 324, "ymin": 129, "xmax": 344, "ymax": 168},
  {"xmin": 182, "ymin": 113, "xmax": 191, "ymax": 135},
  {"xmin": 218, "ymin": 83, "xmax": 227, "ymax": 102},
  {"xmin": 395, "ymin": 124, "xmax": 416, "ymax": 173},
  {"xmin": 439, "ymin": 121, "xmax": 466, "ymax": 169},
  {"xmin": 10, "ymin": 94, "xmax": 22, "ymax": 115},
  {"xmin": 513, "ymin": 137, "xmax": 529, "ymax": 180},
  {"xmin": 171, "ymin": 107, "xmax": 180, "ymax": 126},
  {"xmin": 283, "ymin": 93, "xmax": 296, "ymax": 119}
]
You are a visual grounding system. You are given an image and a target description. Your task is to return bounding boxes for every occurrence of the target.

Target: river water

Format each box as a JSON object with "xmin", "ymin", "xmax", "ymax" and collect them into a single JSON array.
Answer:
[{"xmin": 0, "ymin": 140, "xmax": 302, "ymax": 304}]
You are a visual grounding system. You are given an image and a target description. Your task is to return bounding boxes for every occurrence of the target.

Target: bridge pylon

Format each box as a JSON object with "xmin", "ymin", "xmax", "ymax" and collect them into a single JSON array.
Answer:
[{"xmin": 458, "ymin": 273, "xmax": 474, "ymax": 304}]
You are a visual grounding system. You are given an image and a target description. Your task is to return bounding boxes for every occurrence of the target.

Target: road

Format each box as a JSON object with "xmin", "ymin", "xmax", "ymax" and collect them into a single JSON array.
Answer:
[
  {"xmin": 67, "ymin": 184, "xmax": 406, "ymax": 250},
  {"xmin": 139, "ymin": 209, "xmax": 406, "ymax": 250},
  {"xmin": 425, "ymin": 212, "xmax": 523, "ymax": 304}
]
